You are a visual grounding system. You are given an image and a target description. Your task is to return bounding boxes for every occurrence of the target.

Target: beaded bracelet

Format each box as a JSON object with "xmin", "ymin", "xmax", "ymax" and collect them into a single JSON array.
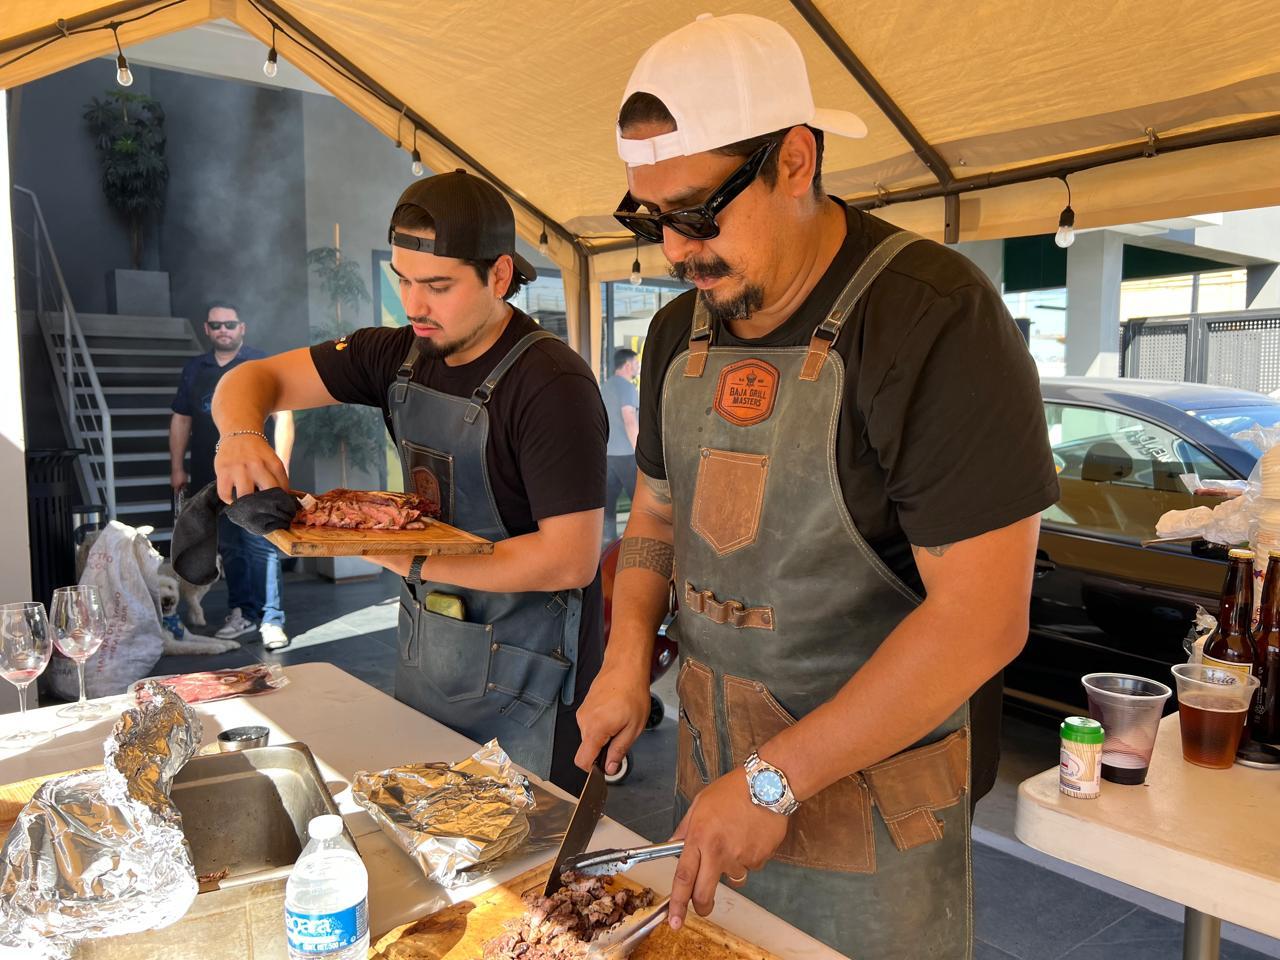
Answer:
[{"xmin": 215, "ymin": 429, "xmax": 269, "ymax": 454}]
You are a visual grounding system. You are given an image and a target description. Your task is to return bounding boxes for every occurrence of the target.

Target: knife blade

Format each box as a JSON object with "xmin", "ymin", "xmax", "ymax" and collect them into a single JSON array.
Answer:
[{"xmin": 542, "ymin": 758, "xmax": 608, "ymax": 897}]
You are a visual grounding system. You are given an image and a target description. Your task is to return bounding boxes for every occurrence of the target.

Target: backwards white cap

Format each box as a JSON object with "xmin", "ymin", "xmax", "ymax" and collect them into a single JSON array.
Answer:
[{"xmin": 617, "ymin": 13, "xmax": 867, "ymax": 167}]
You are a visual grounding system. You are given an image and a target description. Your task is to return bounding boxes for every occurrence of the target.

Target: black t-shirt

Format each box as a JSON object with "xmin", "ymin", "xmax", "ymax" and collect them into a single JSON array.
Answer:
[
  {"xmin": 309, "ymin": 309, "xmax": 608, "ymax": 698},
  {"xmin": 637, "ymin": 202, "xmax": 1060, "ymax": 797},
  {"xmin": 171, "ymin": 346, "xmax": 274, "ymax": 490}
]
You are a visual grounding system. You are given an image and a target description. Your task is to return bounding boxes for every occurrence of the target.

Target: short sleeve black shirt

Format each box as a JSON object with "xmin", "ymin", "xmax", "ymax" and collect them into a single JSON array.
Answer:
[
  {"xmin": 636, "ymin": 202, "xmax": 1060, "ymax": 798},
  {"xmin": 309, "ymin": 309, "xmax": 609, "ymax": 702},
  {"xmin": 171, "ymin": 346, "xmax": 273, "ymax": 491}
]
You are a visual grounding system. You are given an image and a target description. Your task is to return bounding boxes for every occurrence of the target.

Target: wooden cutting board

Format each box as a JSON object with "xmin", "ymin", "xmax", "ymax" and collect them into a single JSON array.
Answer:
[
  {"xmin": 266, "ymin": 521, "xmax": 493, "ymax": 558},
  {"xmin": 369, "ymin": 862, "xmax": 781, "ymax": 960}
]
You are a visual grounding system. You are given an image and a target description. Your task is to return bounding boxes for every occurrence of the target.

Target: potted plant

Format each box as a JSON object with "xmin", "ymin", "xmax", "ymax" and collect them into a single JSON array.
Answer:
[
  {"xmin": 83, "ymin": 90, "xmax": 171, "ymax": 316},
  {"xmin": 299, "ymin": 246, "xmax": 387, "ymax": 580}
]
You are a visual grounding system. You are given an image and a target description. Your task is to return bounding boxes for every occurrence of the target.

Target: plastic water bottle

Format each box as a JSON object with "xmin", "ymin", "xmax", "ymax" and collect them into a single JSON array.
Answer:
[{"xmin": 284, "ymin": 814, "xmax": 369, "ymax": 960}]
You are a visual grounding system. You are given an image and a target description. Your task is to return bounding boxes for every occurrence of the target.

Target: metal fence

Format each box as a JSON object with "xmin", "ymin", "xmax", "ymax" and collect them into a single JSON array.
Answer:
[{"xmin": 1120, "ymin": 308, "xmax": 1280, "ymax": 393}]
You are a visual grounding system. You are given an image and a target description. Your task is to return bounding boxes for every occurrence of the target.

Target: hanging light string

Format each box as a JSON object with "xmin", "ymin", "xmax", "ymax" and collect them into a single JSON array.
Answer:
[
  {"xmin": 1054, "ymin": 176, "xmax": 1076, "ymax": 249},
  {"xmin": 538, "ymin": 222, "xmax": 550, "ymax": 258},
  {"xmin": 0, "ymin": 0, "xmax": 189, "ymax": 75}
]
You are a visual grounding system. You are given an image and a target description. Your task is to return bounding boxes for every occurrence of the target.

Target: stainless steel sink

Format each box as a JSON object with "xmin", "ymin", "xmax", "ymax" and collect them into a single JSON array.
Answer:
[
  {"xmin": 77, "ymin": 741, "xmax": 348, "ymax": 959},
  {"xmin": 172, "ymin": 740, "xmax": 350, "ymax": 888}
]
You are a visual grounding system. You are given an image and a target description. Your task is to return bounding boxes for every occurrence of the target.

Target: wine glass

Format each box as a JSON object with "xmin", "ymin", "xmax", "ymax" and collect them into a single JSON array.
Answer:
[
  {"xmin": 50, "ymin": 585, "xmax": 111, "ymax": 720},
  {"xmin": 0, "ymin": 602, "xmax": 54, "ymax": 748}
]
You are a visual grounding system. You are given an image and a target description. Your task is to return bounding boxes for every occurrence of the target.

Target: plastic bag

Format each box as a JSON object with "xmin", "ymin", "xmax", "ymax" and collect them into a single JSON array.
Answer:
[{"xmin": 47, "ymin": 522, "xmax": 167, "ymax": 700}]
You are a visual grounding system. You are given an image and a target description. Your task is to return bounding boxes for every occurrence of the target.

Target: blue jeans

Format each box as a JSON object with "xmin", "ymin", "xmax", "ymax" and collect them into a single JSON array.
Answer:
[{"xmin": 217, "ymin": 514, "xmax": 285, "ymax": 627}]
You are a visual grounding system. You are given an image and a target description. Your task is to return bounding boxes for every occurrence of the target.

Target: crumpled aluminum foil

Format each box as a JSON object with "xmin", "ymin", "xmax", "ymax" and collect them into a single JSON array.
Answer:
[
  {"xmin": 352, "ymin": 740, "xmax": 541, "ymax": 887},
  {"xmin": 0, "ymin": 682, "xmax": 202, "ymax": 960}
]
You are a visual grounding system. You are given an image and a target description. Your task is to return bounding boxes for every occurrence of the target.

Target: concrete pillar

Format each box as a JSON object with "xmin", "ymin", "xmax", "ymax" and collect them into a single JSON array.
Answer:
[
  {"xmin": 1065, "ymin": 230, "xmax": 1124, "ymax": 377},
  {"xmin": 1247, "ymin": 263, "xmax": 1280, "ymax": 309},
  {"xmin": 954, "ymin": 239, "xmax": 1004, "ymax": 290},
  {"xmin": 0, "ymin": 93, "xmax": 35, "ymax": 714}
]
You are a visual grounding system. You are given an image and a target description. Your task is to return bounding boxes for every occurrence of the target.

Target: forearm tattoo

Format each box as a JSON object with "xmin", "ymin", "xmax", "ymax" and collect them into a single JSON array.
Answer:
[
  {"xmin": 912, "ymin": 543, "xmax": 954, "ymax": 558},
  {"xmin": 619, "ymin": 537, "xmax": 675, "ymax": 579},
  {"xmin": 641, "ymin": 473, "xmax": 673, "ymax": 506}
]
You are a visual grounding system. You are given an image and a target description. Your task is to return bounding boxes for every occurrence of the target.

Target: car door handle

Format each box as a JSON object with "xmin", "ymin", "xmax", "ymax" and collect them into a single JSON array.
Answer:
[{"xmin": 1034, "ymin": 553, "xmax": 1056, "ymax": 578}]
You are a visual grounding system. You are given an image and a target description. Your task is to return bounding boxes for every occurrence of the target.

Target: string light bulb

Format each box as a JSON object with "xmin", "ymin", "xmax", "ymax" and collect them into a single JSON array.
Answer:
[
  {"xmin": 263, "ymin": 25, "xmax": 278, "ymax": 78},
  {"xmin": 1054, "ymin": 177, "xmax": 1076, "ymax": 249},
  {"xmin": 538, "ymin": 224, "xmax": 549, "ymax": 258},
  {"xmin": 410, "ymin": 128, "xmax": 423, "ymax": 176},
  {"xmin": 111, "ymin": 26, "xmax": 133, "ymax": 87},
  {"xmin": 630, "ymin": 239, "xmax": 642, "ymax": 286}
]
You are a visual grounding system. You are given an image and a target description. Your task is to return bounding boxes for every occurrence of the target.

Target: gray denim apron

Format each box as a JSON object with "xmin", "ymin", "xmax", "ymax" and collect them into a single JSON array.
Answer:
[
  {"xmin": 664, "ymin": 232, "xmax": 973, "ymax": 960},
  {"xmin": 389, "ymin": 330, "xmax": 581, "ymax": 780}
]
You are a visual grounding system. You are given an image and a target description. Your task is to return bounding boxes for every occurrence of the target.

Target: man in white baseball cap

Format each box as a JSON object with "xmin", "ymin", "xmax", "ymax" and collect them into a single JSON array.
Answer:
[{"xmin": 575, "ymin": 13, "xmax": 1057, "ymax": 958}]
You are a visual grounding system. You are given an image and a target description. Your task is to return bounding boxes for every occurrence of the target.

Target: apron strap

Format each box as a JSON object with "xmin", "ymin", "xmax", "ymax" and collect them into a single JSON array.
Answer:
[
  {"xmin": 684, "ymin": 297, "xmax": 713, "ymax": 379},
  {"xmin": 799, "ymin": 230, "xmax": 925, "ymax": 382},
  {"xmin": 464, "ymin": 329, "xmax": 557, "ymax": 424},
  {"xmin": 390, "ymin": 336, "xmax": 425, "ymax": 405}
]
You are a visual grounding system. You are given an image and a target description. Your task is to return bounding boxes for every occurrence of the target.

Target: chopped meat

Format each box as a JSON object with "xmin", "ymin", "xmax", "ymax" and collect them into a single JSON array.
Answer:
[
  {"xmin": 482, "ymin": 873, "xmax": 655, "ymax": 960},
  {"xmin": 296, "ymin": 489, "xmax": 437, "ymax": 530}
]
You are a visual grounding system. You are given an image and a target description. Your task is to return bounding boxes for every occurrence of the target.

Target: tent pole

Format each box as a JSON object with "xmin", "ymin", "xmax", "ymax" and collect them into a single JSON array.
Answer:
[
  {"xmin": 790, "ymin": 0, "xmax": 954, "ymax": 189},
  {"xmin": 854, "ymin": 115, "xmax": 1280, "ymax": 209},
  {"xmin": 577, "ymin": 250, "xmax": 592, "ymax": 368}
]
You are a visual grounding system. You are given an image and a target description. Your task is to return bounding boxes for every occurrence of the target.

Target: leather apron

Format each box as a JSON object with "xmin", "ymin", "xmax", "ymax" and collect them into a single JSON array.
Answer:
[
  {"xmin": 664, "ymin": 232, "xmax": 973, "ymax": 959},
  {"xmin": 389, "ymin": 330, "xmax": 582, "ymax": 781}
]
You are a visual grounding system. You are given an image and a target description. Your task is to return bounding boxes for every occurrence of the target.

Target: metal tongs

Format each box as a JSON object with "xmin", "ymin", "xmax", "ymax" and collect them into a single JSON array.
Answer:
[{"xmin": 558, "ymin": 841, "xmax": 685, "ymax": 959}]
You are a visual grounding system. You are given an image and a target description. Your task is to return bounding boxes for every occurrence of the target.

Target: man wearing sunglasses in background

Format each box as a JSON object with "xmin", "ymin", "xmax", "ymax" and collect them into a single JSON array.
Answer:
[
  {"xmin": 170, "ymin": 300, "xmax": 294, "ymax": 650},
  {"xmin": 574, "ymin": 14, "xmax": 1057, "ymax": 959}
]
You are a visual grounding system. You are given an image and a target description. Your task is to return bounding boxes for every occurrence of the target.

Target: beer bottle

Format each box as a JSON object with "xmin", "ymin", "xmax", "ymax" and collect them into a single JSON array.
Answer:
[
  {"xmin": 1252, "ymin": 550, "xmax": 1280, "ymax": 744},
  {"xmin": 1203, "ymin": 548, "xmax": 1256, "ymax": 681}
]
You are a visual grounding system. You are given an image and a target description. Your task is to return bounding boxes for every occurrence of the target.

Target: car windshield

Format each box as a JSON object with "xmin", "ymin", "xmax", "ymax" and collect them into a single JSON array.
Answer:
[{"xmin": 1192, "ymin": 404, "xmax": 1280, "ymax": 457}]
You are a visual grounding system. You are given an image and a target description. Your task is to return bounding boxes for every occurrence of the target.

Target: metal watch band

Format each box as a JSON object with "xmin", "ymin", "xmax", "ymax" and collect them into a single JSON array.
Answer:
[
  {"xmin": 406, "ymin": 555, "xmax": 428, "ymax": 584},
  {"xmin": 744, "ymin": 751, "xmax": 799, "ymax": 816}
]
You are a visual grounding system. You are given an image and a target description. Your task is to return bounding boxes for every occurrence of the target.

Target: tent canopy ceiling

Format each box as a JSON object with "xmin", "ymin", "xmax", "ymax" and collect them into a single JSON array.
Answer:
[{"xmin": 3, "ymin": 0, "xmax": 1279, "ymax": 270}]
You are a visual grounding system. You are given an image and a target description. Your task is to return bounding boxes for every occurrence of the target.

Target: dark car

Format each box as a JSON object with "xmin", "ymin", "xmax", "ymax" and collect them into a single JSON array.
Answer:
[{"xmin": 1010, "ymin": 377, "xmax": 1280, "ymax": 716}]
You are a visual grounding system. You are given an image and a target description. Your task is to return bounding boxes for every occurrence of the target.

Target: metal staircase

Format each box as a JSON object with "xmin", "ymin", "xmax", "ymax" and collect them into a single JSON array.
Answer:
[{"xmin": 13, "ymin": 186, "xmax": 202, "ymax": 547}]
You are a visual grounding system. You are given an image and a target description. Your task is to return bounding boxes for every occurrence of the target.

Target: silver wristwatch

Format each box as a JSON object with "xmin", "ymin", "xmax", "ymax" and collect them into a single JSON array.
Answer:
[{"xmin": 744, "ymin": 752, "xmax": 799, "ymax": 816}]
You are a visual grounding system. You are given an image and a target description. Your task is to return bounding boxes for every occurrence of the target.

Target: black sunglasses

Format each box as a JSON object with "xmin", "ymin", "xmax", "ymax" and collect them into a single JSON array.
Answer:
[
  {"xmin": 613, "ymin": 139, "xmax": 777, "ymax": 243},
  {"xmin": 207, "ymin": 320, "xmax": 241, "ymax": 330}
]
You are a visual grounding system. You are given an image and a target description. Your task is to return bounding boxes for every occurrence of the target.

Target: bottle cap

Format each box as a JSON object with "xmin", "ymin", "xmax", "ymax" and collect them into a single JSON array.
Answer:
[
  {"xmin": 1229, "ymin": 548, "xmax": 1255, "ymax": 560},
  {"xmin": 308, "ymin": 814, "xmax": 344, "ymax": 840},
  {"xmin": 1060, "ymin": 716, "xmax": 1104, "ymax": 744}
]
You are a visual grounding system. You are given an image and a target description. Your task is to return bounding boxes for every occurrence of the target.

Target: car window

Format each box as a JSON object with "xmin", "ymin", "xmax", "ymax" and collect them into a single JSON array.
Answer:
[
  {"xmin": 1192, "ymin": 404, "xmax": 1280, "ymax": 457},
  {"xmin": 1043, "ymin": 402, "xmax": 1233, "ymax": 538}
]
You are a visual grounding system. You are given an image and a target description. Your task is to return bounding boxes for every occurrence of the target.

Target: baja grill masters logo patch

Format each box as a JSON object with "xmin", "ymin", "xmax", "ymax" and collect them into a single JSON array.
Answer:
[{"xmin": 713, "ymin": 359, "xmax": 779, "ymax": 427}]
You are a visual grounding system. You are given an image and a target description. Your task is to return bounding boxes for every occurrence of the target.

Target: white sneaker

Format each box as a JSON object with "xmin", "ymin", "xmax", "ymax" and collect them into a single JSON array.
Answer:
[
  {"xmin": 214, "ymin": 608, "xmax": 257, "ymax": 640},
  {"xmin": 260, "ymin": 623, "xmax": 290, "ymax": 651}
]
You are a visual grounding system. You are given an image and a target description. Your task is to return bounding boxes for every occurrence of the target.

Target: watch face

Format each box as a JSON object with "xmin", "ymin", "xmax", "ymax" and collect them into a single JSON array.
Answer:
[{"xmin": 751, "ymin": 769, "xmax": 785, "ymax": 805}]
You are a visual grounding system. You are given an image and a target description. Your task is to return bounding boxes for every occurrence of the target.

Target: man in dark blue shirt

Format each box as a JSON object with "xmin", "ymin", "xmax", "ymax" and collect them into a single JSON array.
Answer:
[{"xmin": 170, "ymin": 300, "xmax": 294, "ymax": 649}]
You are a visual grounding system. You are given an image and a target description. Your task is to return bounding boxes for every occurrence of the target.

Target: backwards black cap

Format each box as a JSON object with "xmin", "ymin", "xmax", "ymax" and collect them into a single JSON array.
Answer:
[{"xmin": 389, "ymin": 170, "xmax": 537, "ymax": 283}]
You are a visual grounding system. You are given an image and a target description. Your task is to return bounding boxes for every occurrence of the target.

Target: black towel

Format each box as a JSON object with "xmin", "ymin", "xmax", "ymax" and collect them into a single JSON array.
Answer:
[{"xmin": 171, "ymin": 482, "xmax": 300, "ymax": 585}]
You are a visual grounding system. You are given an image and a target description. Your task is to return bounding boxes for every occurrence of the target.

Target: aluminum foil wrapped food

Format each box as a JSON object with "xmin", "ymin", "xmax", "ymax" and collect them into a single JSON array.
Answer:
[
  {"xmin": 0, "ymin": 682, "xmax": 201, "ymax": 960},
  {"xmin": 352, "ymin": 739, "xmax": 537, "ymax": 887}
]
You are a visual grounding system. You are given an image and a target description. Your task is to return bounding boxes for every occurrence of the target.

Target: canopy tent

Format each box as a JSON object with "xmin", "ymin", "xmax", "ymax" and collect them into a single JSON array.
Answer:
[{"xmin": 4, "ymin": 0, "xmax": 1279, "ymax": 367}]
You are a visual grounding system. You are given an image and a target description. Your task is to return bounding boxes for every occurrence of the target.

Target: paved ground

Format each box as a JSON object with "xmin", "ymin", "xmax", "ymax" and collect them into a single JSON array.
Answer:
[{"xmin": 145, "ymin": 570, "xmax": 1279, "ymax": 959}]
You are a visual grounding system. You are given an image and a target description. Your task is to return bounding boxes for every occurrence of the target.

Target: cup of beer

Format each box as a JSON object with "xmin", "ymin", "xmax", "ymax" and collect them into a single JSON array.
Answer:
[
  {"xmin": 1171, "ymin": 663, "xmax": 1261, "ymax": 770},
  {"xmin": 1081, "ymin": 673, "xmax": 1172, "ymax": 784}
]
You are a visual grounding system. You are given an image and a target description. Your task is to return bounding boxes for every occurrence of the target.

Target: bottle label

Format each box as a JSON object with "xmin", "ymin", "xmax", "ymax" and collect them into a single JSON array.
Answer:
[
  {"xmin": 1060, "ymin": 740, "xmax": 1101, "ymax": 798},
  {"xmin": 286, "ymin": 899, "xmax": 368, "ymax": 954},
  {"xmin": 1202, "ymin": 654, "xmax": 1253, "ymax": 682}
]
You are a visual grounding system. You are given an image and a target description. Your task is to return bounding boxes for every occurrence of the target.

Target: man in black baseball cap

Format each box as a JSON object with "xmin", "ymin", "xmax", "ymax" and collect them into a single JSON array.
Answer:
[{"xmin": 209, "ymin": 170, "xmax": 608, "ymax": 790}]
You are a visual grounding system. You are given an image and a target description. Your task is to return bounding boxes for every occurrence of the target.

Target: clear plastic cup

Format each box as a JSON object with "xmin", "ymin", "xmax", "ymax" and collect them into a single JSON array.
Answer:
[
  {"xmin": 1081, "ymin": 673, "xmax": 1173, "ymax": 784},
  {"xmin": 1171, "ymin": 663, "xmax": 1261, "ymax": 770}
]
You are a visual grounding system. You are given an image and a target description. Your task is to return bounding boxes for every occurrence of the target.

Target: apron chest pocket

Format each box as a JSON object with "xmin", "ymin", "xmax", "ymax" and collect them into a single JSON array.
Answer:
[
  {"xmin": 411, "ymin": 607, "xmax": 493, "ymax": 703},
  {"xmin": 691, "ymin": 448, "xmax": 768, "ymax": 556}
]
